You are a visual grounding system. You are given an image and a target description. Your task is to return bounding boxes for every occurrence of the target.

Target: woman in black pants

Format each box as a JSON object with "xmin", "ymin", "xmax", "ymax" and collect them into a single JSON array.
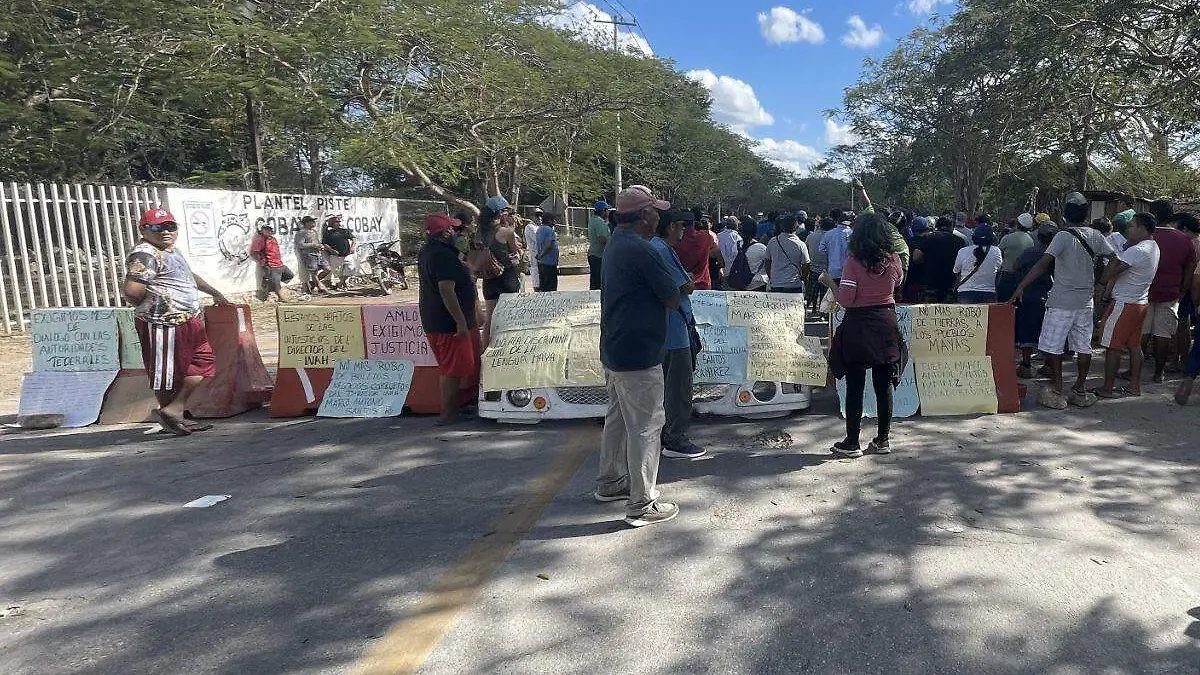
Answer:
[{"xmin": 828, "ymin": 212, "xmax": 907, "ymax": 457}]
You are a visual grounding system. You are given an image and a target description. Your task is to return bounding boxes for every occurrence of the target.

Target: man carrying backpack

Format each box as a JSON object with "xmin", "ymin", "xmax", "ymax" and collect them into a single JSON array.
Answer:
[{"xmin": 1012, "ymin": 192, "xmax": 1117, "ymax": 410}]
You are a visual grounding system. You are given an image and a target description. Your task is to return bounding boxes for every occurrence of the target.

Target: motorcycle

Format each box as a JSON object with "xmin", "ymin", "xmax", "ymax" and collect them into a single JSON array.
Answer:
[{"xmin": 371, "ymin": 240, "xmax": 410, "ymax": 293}]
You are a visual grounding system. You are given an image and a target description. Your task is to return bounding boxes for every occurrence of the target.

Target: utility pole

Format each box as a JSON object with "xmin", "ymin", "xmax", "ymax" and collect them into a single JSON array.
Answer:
[{"xmin": 595, "ymin": 15, "xmax": 636, "ymax": 199}]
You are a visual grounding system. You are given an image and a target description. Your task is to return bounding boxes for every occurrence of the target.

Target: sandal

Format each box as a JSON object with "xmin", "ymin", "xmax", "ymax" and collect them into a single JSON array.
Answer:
[
  {"xmin": 152, "ymin": 408, "xmax": 192, "ymax": 436},
  {"xmin": 181, "ymin": 419, "xmax": 214, "ymax": 432},
  {"xmin": 1090, "ymin": 387, "xmax": 1121, "ymax": 400},
  {"xmin": 1120, "ymin": 386, "xmax": 1142, "ymax": 398}
]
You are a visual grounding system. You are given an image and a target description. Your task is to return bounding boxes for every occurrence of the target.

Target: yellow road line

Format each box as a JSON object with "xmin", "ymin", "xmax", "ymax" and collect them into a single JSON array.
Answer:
[{"xmin": 352, "ymin": 426, "xmax": 594, "ymax": 675}]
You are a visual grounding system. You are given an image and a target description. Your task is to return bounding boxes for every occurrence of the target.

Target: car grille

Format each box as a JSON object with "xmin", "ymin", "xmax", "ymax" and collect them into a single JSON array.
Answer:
[
  {"xmin": 555, "ymin": 386, "xmax": 608, "ymax": 406},
  {"xmin": 693, "ymin": 384, "xmax": 731, "ymax": 402},
  {"xmin": 554, "ymin": 383, "xmax": 732, "ymax": 406}
]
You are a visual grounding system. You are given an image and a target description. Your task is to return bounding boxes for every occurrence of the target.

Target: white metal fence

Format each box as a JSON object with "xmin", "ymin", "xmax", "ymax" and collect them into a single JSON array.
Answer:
[{"xmin": 1, "ymin": 183, "xmax": 165, "ymax": 335}]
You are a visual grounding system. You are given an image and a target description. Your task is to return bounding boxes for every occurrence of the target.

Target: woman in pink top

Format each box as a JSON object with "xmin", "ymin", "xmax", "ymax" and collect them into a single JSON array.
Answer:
[{"xmin": 829, "ymin": 212, "xmax": 908, "ymax": 458}]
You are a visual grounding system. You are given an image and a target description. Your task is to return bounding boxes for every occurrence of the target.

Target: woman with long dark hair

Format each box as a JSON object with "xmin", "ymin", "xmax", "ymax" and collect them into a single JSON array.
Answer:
[
  {"xmin": 828, "ymin": 212, "xmax": 907, "ymax": 457},
  {"xmin": 953, "ymin": 223, "xmax": 1002, "ymax": 304}
]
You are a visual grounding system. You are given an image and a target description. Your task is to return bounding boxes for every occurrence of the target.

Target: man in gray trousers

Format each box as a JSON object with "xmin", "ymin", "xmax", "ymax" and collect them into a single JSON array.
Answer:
[{"xmin": 595, "ymin": 185, "xmax": 683, "ymax": 528}]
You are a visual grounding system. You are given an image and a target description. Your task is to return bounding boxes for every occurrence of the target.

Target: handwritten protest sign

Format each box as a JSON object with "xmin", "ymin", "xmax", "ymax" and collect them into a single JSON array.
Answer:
[
  {"xmin": 690, "ymin": 291, "xmax": 729, "ymax": 327},
  {"xmin": 481, "ymin": 327, "xmax": 571, "ymax": 390},
  {"xmin": 114, "ymin": 309, "xmax": 144, "ymax": 369},
  {"xmin": 694, "ymin": 325, "xmax": 748, "ymax": 384},
  {"xmin": 915, "ymin": 357, "xmax": 998, "ymax": 415},
  {"xmin": 727, "ymin": 292, "xmax": 806, "ymax": 329},
  {"xmin": 910, "ymin": 304, "xmax": 988, "ymax": 358},
  {"xmin": 19, "ymin": 370, "xmax": 118, "ymax": 427},
  {"xmin": 278, "ymin": 305, "xmax": 365, "ymax": 368},
  {"xmin": 362, "ymin": 305, "xmax": 436, "ymax": 366},
  {"xmin": 31, "ymin": 309, "xmax": 120, "ymax": 372},
  {"xmin": 317, "ymin": 359, "xmax": 414, "ymax": 417},
  {"xmin": 748, "ymin": 330, "xmax": 828, "ymax": 385},
  {"xmin": 490, "ymin": 291, "xmax": 600, "ymax": 332},
  {"xmin": 564, "ymin": 327, "xmax": 604, "ymax": 386}
]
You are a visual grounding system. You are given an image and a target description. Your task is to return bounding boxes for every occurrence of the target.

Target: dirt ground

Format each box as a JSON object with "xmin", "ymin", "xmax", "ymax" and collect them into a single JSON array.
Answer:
[{"xmin": 0, "ymin": 270, "xmax": 594, "ymax": 416}]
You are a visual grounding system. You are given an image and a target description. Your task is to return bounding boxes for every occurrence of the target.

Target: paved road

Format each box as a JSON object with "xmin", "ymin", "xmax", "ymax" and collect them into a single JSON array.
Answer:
[{"xmin": 2, "ymin": 383, "xmax": 1199, "ymax": 674}]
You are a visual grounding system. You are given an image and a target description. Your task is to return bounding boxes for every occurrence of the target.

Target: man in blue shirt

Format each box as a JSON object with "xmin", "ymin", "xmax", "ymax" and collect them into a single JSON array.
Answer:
[
  {"xmin": 820, "ymin": 213, "xmax": 854, "ymax": 280},
  {"xmin": 650, "ymin": 212, "xmax": 706, "ymax": 461},
  {"xmin": 596, "ymin": 185, "xmax": 683, "ymax": 528},
  {"xmin": 755, "ymin": 210, "xmax": 777, "ymax": 242},
  {"xmin": 535, "ymin": 211, "xmax": 560, "ymax": 291}
]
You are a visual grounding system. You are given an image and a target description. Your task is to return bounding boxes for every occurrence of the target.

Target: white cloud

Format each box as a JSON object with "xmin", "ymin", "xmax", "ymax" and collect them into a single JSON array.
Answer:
[
  {"xmin": 824, "ymin": 119, "xmax": 859, "ymax": 146},
  {"xmin": 686, "ymin": 69, "xmax": 775, "ymax": 133},
  {"xmin": 905, "ymin": 0, "xmax": 953, "ymax": 15},
  {"xmin": 757, "ymin": 6, "xmax": 825, "ymax": 45},
  {"xmin": 542, "ymin": 2, "xmax": 653, "ymax": 57},
  {"xmin": 842, "ymin": 15, "xmax": 885, "ymax": 49},
  {"xmin": 754, "ymin": 138, "xmax": 823, "ymax": 175}
]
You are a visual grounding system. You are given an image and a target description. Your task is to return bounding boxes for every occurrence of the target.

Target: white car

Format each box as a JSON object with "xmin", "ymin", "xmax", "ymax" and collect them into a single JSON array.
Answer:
[{"xmin": 478, "ymin": 381, "xmax": 810, "ymax": 424}]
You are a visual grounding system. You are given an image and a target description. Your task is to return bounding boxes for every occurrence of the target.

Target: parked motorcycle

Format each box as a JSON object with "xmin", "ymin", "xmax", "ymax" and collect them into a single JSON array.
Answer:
[{"xmin": 371, "ymin": 240, "xmax": 409, "ymax": 293}]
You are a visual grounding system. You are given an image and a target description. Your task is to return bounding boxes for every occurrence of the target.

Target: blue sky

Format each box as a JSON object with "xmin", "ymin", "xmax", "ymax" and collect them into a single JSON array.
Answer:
[{"xmin": 547, "ymin": 1, "xmax": 956, "ymax": 174}]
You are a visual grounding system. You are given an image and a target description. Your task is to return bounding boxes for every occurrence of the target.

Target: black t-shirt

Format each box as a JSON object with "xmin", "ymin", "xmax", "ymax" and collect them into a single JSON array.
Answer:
[
  {"xmin": 916, "ymin": 231, "xmax": 962, "ymax": 291},
  {"xmin": 322, "ymin": 226, "xmax": 355, "ymax": 256},
  {"xmin": 418, "ymin": 237, "xmax": 476, "ymax": 334},
  {"xmin": 600, "ymin": 229, "xmax": 681, "ymax": 371}
]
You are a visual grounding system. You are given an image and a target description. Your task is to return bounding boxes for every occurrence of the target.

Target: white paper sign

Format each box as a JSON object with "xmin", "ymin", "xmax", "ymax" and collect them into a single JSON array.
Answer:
[
  {"xmin": 18, "ymin": 370, "xmax": 119, "ymax": 427},
  {"xmin": 30, "ymin": 309, "xmax": 120, "ymax": 372},
  {"xmin": 317, "ymin": 359, "xmax": 415, "ymax": 418}
]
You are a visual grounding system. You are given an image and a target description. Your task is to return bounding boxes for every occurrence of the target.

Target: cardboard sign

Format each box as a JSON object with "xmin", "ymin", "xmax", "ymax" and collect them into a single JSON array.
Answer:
[
  {"xmin": 727, "ymin": 292, "xmax": 806, "ymax": 329},
  {"xmin": 278, "ymin": 305, "xmax": 365, "ymax": 368},
  {"xmin": 694, "ymin": 325, "xmax": 749, "ymax": 384},
  {"xmin": 30, "ymin": 309, "xmax": 120, "ymax": 372},
  {"xmin": 481, "ymin": 327, "xmax": 572, "ymax": 390},
  {"xmin": 18, "ymin": 370, "xmax": 119, "ymax": 427},
  {"xmin": 910, "ymin": 304, "xmax": 988, "ymax": 358},
  {"xmin": 748, "ymin": 330, "xmax": 828, "ymax": 386},
  {"xmin": 317, "ymin": 359, "xmax": 414, "ymax": 418},
  {"xmin": 490, "ymin": 291, "xmax": 600, "ymax": 332},
  {"xmin": 362, "ymin": 304, "xmax": 437, "ymax": 366},
  {"xmin": 564, "ymin": 327, "xmax": 604, "ymax": 386},
  {"xmin": 690, "ymin": 291, "xmax": 729, "ymax": 327},
  {"xmin": 915, "ymin": 357, "xmax": 998, "ymax": 416}
]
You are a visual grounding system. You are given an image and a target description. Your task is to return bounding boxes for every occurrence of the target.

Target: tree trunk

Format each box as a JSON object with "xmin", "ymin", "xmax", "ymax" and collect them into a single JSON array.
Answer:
[{"xmin": 1075, "ymin": 136, "xmax": 1090, "ymax": 190}]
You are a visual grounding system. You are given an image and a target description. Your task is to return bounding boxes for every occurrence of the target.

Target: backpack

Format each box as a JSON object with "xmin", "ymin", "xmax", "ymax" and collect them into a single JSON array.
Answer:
[{"xmin": 727, "ymin": 246, "xmax": 754, "ymax": 290}]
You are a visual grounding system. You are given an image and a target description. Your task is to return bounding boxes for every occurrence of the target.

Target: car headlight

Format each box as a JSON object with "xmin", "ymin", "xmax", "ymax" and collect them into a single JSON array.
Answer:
[
  {"xmin": 506, "ymin": 389, "xmax": 532, "ymax": 407},
  {"xmin": 750, "ymin": 381, "xmax": 777, "ymax": 402}
]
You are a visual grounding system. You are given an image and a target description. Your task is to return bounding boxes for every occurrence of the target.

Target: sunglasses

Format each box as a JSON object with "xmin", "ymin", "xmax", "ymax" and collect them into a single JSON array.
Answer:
[{"xmin": 147, "ymin": 222, "xmax": 179, "ymax": 233}]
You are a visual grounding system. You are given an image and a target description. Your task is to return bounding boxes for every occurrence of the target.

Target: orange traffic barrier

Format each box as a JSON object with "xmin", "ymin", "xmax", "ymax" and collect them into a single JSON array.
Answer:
[
  {"xmin": 189, "ymin": 304, "xmax": 273, "ymax": 418},
  {"xmin": 269, "ymin": 367, "xmax": 334, "ymax": 417},
  {"xmin": 987, "ymin": 303, "xmax": 1021, "ymax": 413}
]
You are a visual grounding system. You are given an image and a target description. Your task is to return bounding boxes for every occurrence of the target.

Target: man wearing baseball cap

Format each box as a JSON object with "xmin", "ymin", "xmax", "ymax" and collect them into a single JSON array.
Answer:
[
  {"xmin": 587, "ymin": 200, "xmax": 612, "ymax": 290},
  {"xmin": 124, "ymin": 208, "xmax": 230, "ymax": 435},
  {"xmin": 418, "ymin": 212, "xmax": 482, "ymax": 424},
  {"xmin": 594, "ymin": 185, "xmax": 683, "ymax": 528},
  {"xmin": 250, "ymin": 223, "xmax": 286, "ymax": 302}
]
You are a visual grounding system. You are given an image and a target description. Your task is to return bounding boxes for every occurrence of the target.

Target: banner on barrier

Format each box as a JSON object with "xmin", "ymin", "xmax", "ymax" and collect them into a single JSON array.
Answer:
[
  {"xmin": 490, "ymin": 291, "xmax": 600, "ymax": 332},
  {"xmin": 362, "ymin": 305, "xmax": 437, "ymax": 366},
  {"xmin": 481, "ymin": 327, "xmax": 572, "ymax": 390},
  {"xmin": 910, "ymin": 304, "xmax": 988, "ymax": 358},
  {"xmin": 317, "ymin": 359, "xmax": 414, "ymax": 418},
  {"xmin": 915, "ymin": 356, "xmax": 998, "ymax": 415},
  {"xmin": 278, "ymin": 305, "xmax": 366, "ymax": 368},
  {"xmin": 165, "ymin": 188, "xmax": 401, "ymax": 295},
  {"xmin": 30, "ymin": 308, "xmax": 120, "ymax": 372}
]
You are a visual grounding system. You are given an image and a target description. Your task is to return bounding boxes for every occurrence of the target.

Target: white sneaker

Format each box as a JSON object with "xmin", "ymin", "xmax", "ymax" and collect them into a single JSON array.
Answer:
[{"xmin": 624, "ymin": 501, "xmax": 679, "ymax": 528}]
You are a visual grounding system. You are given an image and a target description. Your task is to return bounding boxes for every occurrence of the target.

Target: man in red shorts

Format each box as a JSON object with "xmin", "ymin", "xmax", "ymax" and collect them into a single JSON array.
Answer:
[
  {"xmin": 123, "ymin": 208, "xmax": 230, "ymax": 435},
  {"xmin": 418, "ymin": 212, "xmax": 483, "ymax": 424},
  {"xmin": 1096, "ymin": 213, "xmax": 1160, "ymax": 398}
]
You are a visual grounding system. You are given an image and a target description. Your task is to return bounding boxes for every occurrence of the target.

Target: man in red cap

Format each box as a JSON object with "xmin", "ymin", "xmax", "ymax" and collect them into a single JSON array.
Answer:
[
  {"xmin": 123, "ymin": 208, "xmax": 230, "ymax": 435},
  {"xmin": 594, "ymin": 185, "xmax": 683, "ymax": 528},
  {"xmin": 418, "ymin": 212, "xmax": 483, "ymax": 424}
]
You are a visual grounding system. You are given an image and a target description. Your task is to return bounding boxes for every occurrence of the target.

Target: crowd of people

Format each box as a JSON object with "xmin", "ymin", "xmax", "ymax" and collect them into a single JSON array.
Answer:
[
  {"xmin": 248, "ymin": 214, "xmax": 360, "ymax": 301},
  {"xmin": 413, "ymin": 181, "xmax": 1200, "ymax": 528}
]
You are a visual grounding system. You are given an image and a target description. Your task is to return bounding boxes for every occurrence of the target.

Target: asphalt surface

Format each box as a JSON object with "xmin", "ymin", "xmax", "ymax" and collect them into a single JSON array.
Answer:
[{"xmin": 2, "ymin": 375, "xmax": 1200, "ymax": 674}]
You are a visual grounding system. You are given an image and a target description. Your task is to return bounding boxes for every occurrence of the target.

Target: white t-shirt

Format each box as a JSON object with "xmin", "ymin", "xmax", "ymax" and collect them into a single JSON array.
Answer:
[
  {"xmin": 745, "ymin": 241, "xmax": 769, "ymax": 289},
  {"xmin": 717, "ymin": 229, "xmax": 742, "ymax": 275},
  {"xmin": 952, "ymin": 245, "xmax": 1003, "ymax": 294},
  {"xmin": 766, "ymin": 233, "xmax": 811, "ymax": 289},
  {"xmin": 1111, "ymin": 238, "xmax": 1160, "ymax": 304}
]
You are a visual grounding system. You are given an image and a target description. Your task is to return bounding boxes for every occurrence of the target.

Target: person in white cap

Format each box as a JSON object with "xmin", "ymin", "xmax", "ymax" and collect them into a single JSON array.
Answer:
[
  {"xmin": 594, "ymin": 185, "xmax": 683, "ymax": 528},
  {"xmin": 997, "ymin": 212, "xmax": 1036, "ymax": 301}
]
